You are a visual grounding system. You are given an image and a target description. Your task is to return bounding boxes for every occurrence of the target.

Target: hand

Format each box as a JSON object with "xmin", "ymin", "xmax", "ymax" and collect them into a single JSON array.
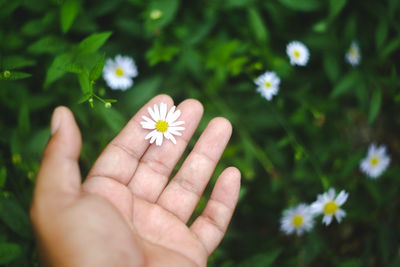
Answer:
[{"xmin": 30, "ymin": 94, "xmax": 241, "ymax": 267}]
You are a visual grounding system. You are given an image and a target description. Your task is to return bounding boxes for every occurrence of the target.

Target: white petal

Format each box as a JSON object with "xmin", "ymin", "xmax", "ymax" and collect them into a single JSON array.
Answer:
[
  {"xmin": 165, "ymin": 105, "xmax": 176, "ymax": 122},
  {"xmin": 335, "ymin": 190, "xmax": 348, "ymax": 206},
  {"xmin": 327, "ymin": 188, "xmax": 336, "ymax": 200},
  {"xmin": 322, "ymin": 215, "xmax": 333, "ymax": 226},
  {"xmin": 153, "ymin": 104, "xmax": 160, "ymax": 121},
  {"xmin": 170, "ymin": 120, "xmax": 185, "ymax": 127},
  {"xmin": 168, "ymin": 129, "xmax": 183, "ymax": 136},
  {"xmin": 142, "ymin": 115, "xmax": 155, "ymax": 124},
  {"xmin": 335, "ymin": 209, "xmax": 346, "ymax": 223},
  {"xmin": 150, "ymin": 134, "xmax": 157, "ymax": 144},
  {"xmin": 155, "ymin": 132, "xmax": 163, "ymax": 146},
  {"xmin": 310, "ymin": 202, "xmax": 323, "ymax": 215},
  {"xmin": 148, "ymin": 106, "xmax": 157, "ymax": 121},
  {"xmin": 145, "ymin": 130, "xmax": 157, "ymax": 140},
  {"xmin": 141, "ymin": 122, "xmax": 156, "ymax": 129},
  {"xmin": 168, "ymin": 109, "xmax": 181, "ymax": 123},
  {"xmin": 169, "ymin": 126, "xmax": 185, "ymax": 131},
  {"xmin": 164, "ymin": 132, "xmax": 177, "ymax": 144},
  {"xmin": 160, "ymin": 102, "xmax": 167, "ymax": 121}
]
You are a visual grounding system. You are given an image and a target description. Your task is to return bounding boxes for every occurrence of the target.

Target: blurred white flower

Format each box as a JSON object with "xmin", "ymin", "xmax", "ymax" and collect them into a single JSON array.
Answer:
[
  {"xmin": 345, "ymin": 41, "xmax": 361, "ymax": 66},
  {"xmin": 360, "ymin": 143, "xmax": 390, "ymax": 179},
  {"xmin": 286, "ymin": 41, "xmax": 310, "ymax": 66},
  {"xmin": 103, "ymin": 55, "xmax": 138, "ymax": 90},
  {"xmin": 254, "ymin": 71, "xmax": 280, "ymax": 101},
  {"xmin": 311, "ymin": 188, "xmax": 348, "ymax": 226},
  {"xmin": 141, "ymin": 103, "xmax": 185, "ymax": 146},
  {"xmin": 280, "ymin": 203, "xmax": 314, "ymax": 236}
]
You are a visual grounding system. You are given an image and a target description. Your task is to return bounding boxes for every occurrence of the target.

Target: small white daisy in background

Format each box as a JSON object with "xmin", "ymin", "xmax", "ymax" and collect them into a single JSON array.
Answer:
[
  {"xmin": 311, "ymin": 188, "xmax": 348, "ymax": 226},
  {"xmin": 141, "ymin": 103, "xmax": 185, "ymax": 146},
  {"xmin": 280, "ymin": 203, "xmax": 314, "ymax": 236},
  {"xmin": 345, "ymin": 41, "xmax": 361, "ymax": 66},
  {"xmin": 286, "ymin": 41, "xmax": 310, "ymax": 66},
  {"xmin": 103, "ymin": 55, "xmax": 138, "ymax": 90},
  {"xmin": 360, "ymin": 143, "xmax": 390, "ymax": 179},
  {"xmin": 254, "ymin": 71, "xmax": 280, "ymax": 101}
]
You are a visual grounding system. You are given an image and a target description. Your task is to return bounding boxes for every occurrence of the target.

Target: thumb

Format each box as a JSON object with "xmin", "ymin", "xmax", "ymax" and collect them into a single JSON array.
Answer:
[{"xmin": 33, "ymin": 106, "xmax": 82, "ymax": 208}]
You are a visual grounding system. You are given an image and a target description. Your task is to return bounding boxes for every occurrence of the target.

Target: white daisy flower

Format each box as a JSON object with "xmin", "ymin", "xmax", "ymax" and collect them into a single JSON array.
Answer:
[
  {"xmin": 254, "ymin": 71, "xmax": 280, "ymax": 101},
  {"xmin": 345, "ymin": 41, "xmax": 361, "ymax": 66},
  {"xmin": 103, "ymin": 55, "xmax": 138, "ymax": 90},
  {"xmin": 360, "ymin": 143, "xmax": 390, "ymax": 179},
  {"xmin": 140, "ymin": 103, "xmax": 185, "ymax": 146},
  {"xmin": 280, "ymin": 203, "xmax": 314, "ymax": 236},
  {"xmin": 311, "ymin": 188, "xmax": 348, "ymax": 226},
  {"xmin": 286, "ymin": 41, "xmax": 310, "ymax": 66}
]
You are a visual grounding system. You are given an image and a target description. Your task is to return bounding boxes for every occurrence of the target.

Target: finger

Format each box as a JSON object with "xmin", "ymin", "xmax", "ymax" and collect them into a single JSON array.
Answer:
[
  {"xmin": 128, "ymin": 99, "xmax": 203, "ymax": 202},
  {"xmin": 156, "ymin": 117, "xmax": 232, "ymax": 222},
  {"xmin": 86, "ymin": 94, "xmax": 173, "ymax": 185},
  {"xmin": 32, "ymin": 107, "xmax": 82, "ymax": 210},
  {"xmin": 190, "ymin": 167, "xmax": 240, "ymax": 255}
]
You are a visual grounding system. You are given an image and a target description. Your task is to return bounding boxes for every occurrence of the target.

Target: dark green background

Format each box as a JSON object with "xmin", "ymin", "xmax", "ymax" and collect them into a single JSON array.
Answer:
[{"xmin": 1, "ymin": 0, "xmax": 400, "ymax": 266}]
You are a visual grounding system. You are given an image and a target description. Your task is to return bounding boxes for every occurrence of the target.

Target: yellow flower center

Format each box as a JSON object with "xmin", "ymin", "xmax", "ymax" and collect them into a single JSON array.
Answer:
[
  {"xmin": 292, "ymin": 215, "xmax": 303, "ymax": 227},
  {"xmin": 294, "ymin": 50, "xmax": 301, "ymax": 58},
  {"xmin": 155, "ymin": 120, "xmax": 168, "ymax": 132},
  {"xmin": 115, "ymin": 67, "xmax": 124, "ymax": 77},
  {"xmin": 324, "ymin": 201, "xmax": 338, "ymax": 215},
  {"xmin": 264, "ymin": 81, "xmax": 271, "ymax": 88},
  {"xmin": 370, "ymin": 156, "xmax": 379, "ymax": 166},
  {"xmin": 349, "ymin": 48, "xmax": 357, "ymax": 57}
]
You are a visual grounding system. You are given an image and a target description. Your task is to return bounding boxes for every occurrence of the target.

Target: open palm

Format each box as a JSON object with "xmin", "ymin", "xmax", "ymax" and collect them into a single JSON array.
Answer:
[{"xmin": 31, "ymin": 95, "xmax": 240, "ymax": 267}]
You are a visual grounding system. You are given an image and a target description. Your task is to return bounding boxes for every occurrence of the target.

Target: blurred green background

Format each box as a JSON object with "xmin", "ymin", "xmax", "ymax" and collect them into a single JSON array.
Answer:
[{"xmin": 1, "ymin": 0, "xmax": 400, "ymax": 266}]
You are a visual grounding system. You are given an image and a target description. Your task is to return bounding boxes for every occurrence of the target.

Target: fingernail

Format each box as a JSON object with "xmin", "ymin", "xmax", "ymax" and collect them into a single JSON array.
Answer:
[{"xmin": 51, "ymin": 108, "xmax": 61, "ymax": 135}]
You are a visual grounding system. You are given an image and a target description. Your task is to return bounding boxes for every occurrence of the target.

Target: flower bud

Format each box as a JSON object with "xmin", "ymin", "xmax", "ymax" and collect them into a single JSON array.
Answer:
[
  {"xmin": 150, "ymin": 9, "xmax": 162, "ymax": 20},
  {"xmin": 3, "ymin": 70, "xmax": 11, "ymax": 78}
]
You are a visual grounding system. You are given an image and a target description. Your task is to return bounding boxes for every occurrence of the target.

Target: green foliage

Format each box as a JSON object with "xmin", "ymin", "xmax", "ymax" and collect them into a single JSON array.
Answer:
[
  {"xmin": 61, "ymin": 0, "xmax": 80, "ymax": 34},
  {"xmin": 0, "ymin": 242, "xmax": 22, "ymax": 264},
  {"xmin": 1, "ymin": 0, "xmax": 400, "ymax": 266}
]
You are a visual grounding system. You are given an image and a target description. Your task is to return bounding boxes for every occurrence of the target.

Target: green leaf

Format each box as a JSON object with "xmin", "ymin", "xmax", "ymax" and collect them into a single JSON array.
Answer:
[
  {"xmin": 337, "ymin": 259, "xmax": 363, "ymax": 267},
  {"xmin": 238, "ymin": 249, "xmax": 281, "ymax": 267},
  {"xmin": 323, "ymin": 52, "xmax": 340, "ymax": 82},
  {"xmin": 147, "ymin": 0, "xmax": 179, "ymax": 29},
  {"xmin": 247, "ymin": 7, "xmax": 269, "ymax": 43},
  {"xmin": 0, "ymin": 198, "xmax": 32, "ymax": 238},
  {"xmin": 330, "ymin": 71, "xmax": 357, "ymax": 98},
  {"xmin": 0, "ymin": 167, "xmax": 6, "ymax": 188},
  {"xmin": 146, "ymin": 41, "xmax": 179, "ymax": 66},
  {"xmin": 223, "ymin": 0, "xmax": 255, "ymax": 8},
  {"xmin": 381, "ymin": 37, "xmax": 400, "ymax": 59},
  {"xmin": 278, "ymin": 0, "xmax": 322, "ymax": 11},
  {"xmin": 98, "ymin": 105, "xmax": 125, "ymax": 133},
  {"xmin": 103, "ymin": 99, "xmax": 118, "ymax": 103},
  {"xmin": 78, "ymin": 69, "xmax": 91, "ymax": 94},
  {"xmin": 18, "ymin": 104, "xmax": 30, "ymax": 135},
  {"xmin": 329, "ymin": 0, "xmax": 347, "ymax": 19},
  {"xmin": 78, "ymin": 92, "xmax": 92, "ymax": 104},
  {"xmin": 61, "ymin": 0, "xmax": 80, "ymax": 33},
  {"xmin": 44, "ymin": 53, "xmax": 72, "ymax": 87},
  {"xmin": 2, "ymin": 56, "xmax": 36, "ymax": 69},
  {"xmin": 0, "ymin": 242, "xmax": 21, "ymax": 264},
  {"xmin": 375, "ymin": 20, "xmax": 388, "ymax": 50},
  {"xmin": 0, "ymin": 71, "xmax": 32, "ymax": 80},
  {"xmin": 27, "ymin": 35, "xmax": 68, "ymax": 55},
  {"xmin": 78, "ymin": 32, "xmax": 112, "ymax": 55},
  {"xmin": 122, "ymin": 75, "xmax": 163, "ymax": 108},
  {"xmin": 26, "ymin": 128, "xmax": 50, "ymax": 156},
  {"xmin": 89, "ymin": 54, "xmax": 105, "ymax": 81},
  {"xmin": 368, "ymin": 89, "xmax": 382, "ymax": 125},
  {"xmin": 60, "ymin": 62, "xmax": 84, "ymax": 74}
]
